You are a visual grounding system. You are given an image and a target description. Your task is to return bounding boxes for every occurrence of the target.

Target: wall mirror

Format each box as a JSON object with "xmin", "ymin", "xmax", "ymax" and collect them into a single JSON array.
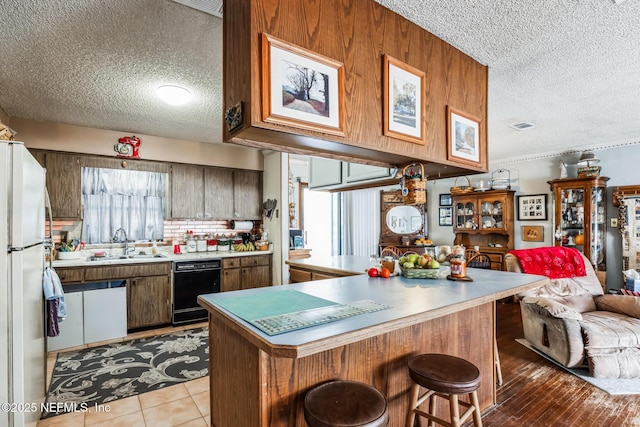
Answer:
[
  {"xmin": 380, "ymin": 190, "xmax": 426, "ymax": 247},
  {"xmin": 386, "ymin": 205, "xmax": 423, "ymax": 234}
]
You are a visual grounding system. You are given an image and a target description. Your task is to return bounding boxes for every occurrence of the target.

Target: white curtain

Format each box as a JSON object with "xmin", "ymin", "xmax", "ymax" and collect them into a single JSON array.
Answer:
[
  {"xmin": 340, "ymin": 188, "xmax": 380, "ymax": 256},
  {"xmin": 81, "ymin": 168, "xmax": 166, "ymax": 243}
]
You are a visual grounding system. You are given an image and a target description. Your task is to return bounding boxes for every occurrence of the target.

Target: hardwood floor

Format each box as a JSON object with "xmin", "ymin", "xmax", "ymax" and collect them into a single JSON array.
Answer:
[{"xmin": 484, "ymin": 302, "xmax": 640, "ymax": 426}]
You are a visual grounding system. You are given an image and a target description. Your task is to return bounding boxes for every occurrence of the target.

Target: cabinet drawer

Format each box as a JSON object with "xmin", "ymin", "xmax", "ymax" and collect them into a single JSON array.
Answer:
[
  {"xmin": 289, "ymin": 268, "xmax": 312, "ymax": 283},
  {"xmin": 222, "ymin": 257, "xmax": 241, "ymax": 269},
  {"xmin": 240, "ymin": 255, "xmax": 270, "ymax": 267},
  {"xmin": 84, "ymin": 262, "xmax": 171, "ymax": 281},
  {"xmin": 311, "ymin": 272, "xmax": 339, "ymax": 281},
  {"xmin": 57, "ymin": 268, "xmax": 85, "ymax": 284}
]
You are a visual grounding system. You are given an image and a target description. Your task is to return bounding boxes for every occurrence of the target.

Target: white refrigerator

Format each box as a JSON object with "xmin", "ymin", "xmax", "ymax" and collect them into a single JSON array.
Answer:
[{"xmin": 0, "ymin": 141, "xmax": 46, "ymax": 427}]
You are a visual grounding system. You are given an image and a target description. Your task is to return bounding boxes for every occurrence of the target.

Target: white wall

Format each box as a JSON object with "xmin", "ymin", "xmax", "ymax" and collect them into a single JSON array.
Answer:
[
  {"xmin": 426, "ymin": 143, "xmax": 640, "ymax": 291},
  {"xmin": 263, "ymin": 151, "xmax": 288, "ymax": 285}
]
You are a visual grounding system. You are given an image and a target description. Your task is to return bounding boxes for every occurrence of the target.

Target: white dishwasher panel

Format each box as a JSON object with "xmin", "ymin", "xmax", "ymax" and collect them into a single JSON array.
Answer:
[
  {"xmin": 83, "ymin": 286, "xmax": 127, "ymax": 344},
  {"xmin": 47, "ymin": 291, "xmax": 84, "ymax": 352}
]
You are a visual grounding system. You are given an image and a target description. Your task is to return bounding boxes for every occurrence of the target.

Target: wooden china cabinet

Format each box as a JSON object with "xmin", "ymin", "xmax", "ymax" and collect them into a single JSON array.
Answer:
[
  {"xmin": 548, "ymin": 176, "xmax": 609, "ymax": 271},
  {"xmin": 452, "ymin": 190, "xmax": 515, "ymax": 270}
]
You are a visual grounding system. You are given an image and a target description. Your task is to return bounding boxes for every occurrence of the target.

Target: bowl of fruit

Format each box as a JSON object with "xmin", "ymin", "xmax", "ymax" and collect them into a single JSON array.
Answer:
[{"xmin": 399, "ymin": 252, "xmax": 441, "ymax": 279}]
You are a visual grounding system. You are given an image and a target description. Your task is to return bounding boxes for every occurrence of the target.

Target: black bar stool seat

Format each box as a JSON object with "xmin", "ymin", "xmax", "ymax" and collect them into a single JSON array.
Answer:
[
  {"xmin": 304, "ymin": 380, "xmax": 389, "ymax": 427},
  {"xmin": 406, "ymin": 354, "xmax": 483, "ymax": 427}
]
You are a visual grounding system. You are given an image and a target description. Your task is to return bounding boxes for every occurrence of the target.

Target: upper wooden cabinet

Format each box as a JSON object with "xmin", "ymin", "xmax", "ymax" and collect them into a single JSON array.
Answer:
[
  {"xmin": 46, "ymin": 152, "xmax": 82, "ymax": 219},
  {"xmin": 452, "ymin": 190, "xmax": 515, "ymax": 270},
  {"xmin": 233, "ymin": 170, "xmax": 262, "ymax": 220},
  {"xmin": 223, "ymin": 0, "xmax": 488, "ymax": 178},
  {"xmin": 171, "ymin": 164, "xmax": 262, "ymax": 220},
  {"xmin": 204, "ymin": 167, "xmax": 234, "ymax": 219},
  {"xmin": 548, "ymin": 177, "xmax": 609, "ymax": 271}
]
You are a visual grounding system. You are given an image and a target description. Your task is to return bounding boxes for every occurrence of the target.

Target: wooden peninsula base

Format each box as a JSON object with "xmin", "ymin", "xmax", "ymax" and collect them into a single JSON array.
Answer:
[
  {"xmin": 209, "ymin": 303, "xmax": 494, "ymax": 426},
  {"xmin": 199, "ymin": 268, "xmax": 546, "ymax": 427}
]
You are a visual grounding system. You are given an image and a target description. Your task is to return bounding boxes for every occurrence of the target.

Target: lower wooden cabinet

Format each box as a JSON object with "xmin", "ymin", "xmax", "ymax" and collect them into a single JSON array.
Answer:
[
  {"xmin": 56, "ymin": 262, "xmax": 172, "ymax": 330},
  {"xmin": 288, "ymin": 265, "xmax": 355, "ymax": 283},
  {"xmin": 222, "ymin": 254, "xmax": 272, "ymax": 291},
  {"xmin": 127, "ymin": 274, "xmax": 171, "ymax": 329}
]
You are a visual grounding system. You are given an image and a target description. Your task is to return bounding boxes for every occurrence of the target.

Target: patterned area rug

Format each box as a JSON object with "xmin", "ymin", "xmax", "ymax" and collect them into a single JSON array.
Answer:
[
  {"xmin": 516, "ymin": 338, "xmax": 640, "ymax": 395},
  {"xmin": 42, "ymin": 327, "xmax": 209, "ymax": 419}
]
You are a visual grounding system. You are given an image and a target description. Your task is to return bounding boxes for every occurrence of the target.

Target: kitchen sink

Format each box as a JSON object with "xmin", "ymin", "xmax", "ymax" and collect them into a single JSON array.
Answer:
[{"xmin": 86, "ymin": 253, "xmax": 167, "ymax": 262}]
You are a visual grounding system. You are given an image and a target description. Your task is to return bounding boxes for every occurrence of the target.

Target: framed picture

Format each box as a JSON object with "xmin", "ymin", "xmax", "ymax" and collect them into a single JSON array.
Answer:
[
  {"xmin": 439, "ymin": 207, "xmax": 453, "ymax": 226},
  {"xmin": 517, "ymin": 194, "xmax": 548, "ymax": 221},
  {"xmin": 447, "ymin": 106, "xmax": 482, "ymax": 167},
  {"xmin": 383, "ymin": 55, "xmax": 425, "ymax": 145},
  {"xmin": 439, "ymin": 193, "xmax": 452, "ymax": 206},
  {"xmin": 261, "ymin": 33, "xmax": 345, "ymax": 136},
  {"xmin": 522, "ymin": 225, "xmax": 544, "ymax": 242}
]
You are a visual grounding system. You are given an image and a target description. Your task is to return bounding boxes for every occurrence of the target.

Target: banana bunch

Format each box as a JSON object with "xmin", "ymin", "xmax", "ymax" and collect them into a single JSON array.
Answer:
[{"xmin": 232, "ymin": 241, "xmax": 256, "ymax": 252}]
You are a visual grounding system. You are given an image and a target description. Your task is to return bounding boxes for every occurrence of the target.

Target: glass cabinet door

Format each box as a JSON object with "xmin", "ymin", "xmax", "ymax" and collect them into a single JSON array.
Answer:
[
  {"xmin": 590, "ymin": 187, "xmax": 605, "ymax": 267},
  {"xmin": 455, "ymin": 201, "xmax": 476, "ymax": 229},
  {"xmin": 479, "ymin": 199, "xmax": 504, "ymax": 230},
  {"xmin": 559, "ymin": 188, "xmax": 585, "ymax": 248}
]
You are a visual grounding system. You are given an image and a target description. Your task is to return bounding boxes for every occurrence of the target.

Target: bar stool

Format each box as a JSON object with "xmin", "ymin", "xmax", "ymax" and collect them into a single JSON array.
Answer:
[
  {"xmin": 304, "ymin": 380, "xmax": 389, "ymax": 427},
  {"xmin": 405, "ymin": 354, "xmax": 483, "ymax": 427}
]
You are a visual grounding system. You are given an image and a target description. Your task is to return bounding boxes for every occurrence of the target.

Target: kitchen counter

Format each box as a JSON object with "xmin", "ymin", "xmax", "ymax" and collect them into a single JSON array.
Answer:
[
  {"xmin": 52, "ymin": 249, "xmax": 273, "ymax": 267},
  {"xmin": 285, "ymin": 255, "xmax": 369, "ymax": 276},
  {"xmin": 198, "ymin": 267, "xmax": 548, "ymax": 426}
]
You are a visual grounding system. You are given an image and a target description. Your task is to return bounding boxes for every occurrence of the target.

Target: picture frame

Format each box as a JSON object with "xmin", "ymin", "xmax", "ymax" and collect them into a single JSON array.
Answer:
[
  {"xmin": 446, "ymin": 106, "xmax": 482, "ymax": 167},
  {"xmin": 517, "ymin": 194, "xmax": 548, "ymax": 221},
  {"xmin": 522, "ymin": 225, "xmax": 544, "ymax": 242},
  {"xmin": 383, "ymin": 55, "xmax": 425, "ymax": 145},
  {"xmin": 261, "ymin": 33, "xmax": 345, "ymax": 136},
  {"xmin": 439, "ymin": 207, "xmax": 453, "ymax": 226},
  {"xmin": 439, "ymin": 193, "xmax": 452, "ymax": 206}
]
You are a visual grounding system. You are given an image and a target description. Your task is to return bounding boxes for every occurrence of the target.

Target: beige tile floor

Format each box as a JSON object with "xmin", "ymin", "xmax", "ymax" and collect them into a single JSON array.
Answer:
[{"xmin": 38, "ymin": 322, "xmax": 210, "ymax": 427}]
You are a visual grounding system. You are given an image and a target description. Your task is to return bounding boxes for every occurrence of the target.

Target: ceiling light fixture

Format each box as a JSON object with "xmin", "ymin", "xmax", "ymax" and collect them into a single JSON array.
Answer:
[{"xmin": 157, "ymin": 85, "xmax": 192, "ymax": 106}]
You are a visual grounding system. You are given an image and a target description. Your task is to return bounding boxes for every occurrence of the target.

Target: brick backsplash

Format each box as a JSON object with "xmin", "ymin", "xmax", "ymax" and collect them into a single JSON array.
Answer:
[{"xmin": 47, "ymin": 219, "xmax": 261, "ymax": 245}]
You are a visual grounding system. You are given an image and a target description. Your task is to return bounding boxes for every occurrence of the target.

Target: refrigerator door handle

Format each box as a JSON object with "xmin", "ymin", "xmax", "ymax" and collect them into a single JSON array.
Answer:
[{"xmin": 44, "ymin": 184, "xmax": 54, "ymax": 268}]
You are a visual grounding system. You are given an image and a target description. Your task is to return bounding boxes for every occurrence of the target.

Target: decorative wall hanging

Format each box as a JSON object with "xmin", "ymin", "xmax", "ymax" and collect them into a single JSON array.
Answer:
[
  {"xmin": 261, "ymin": 33, "xmax": 345, "ymax": 136},
  {"xmin": 439, "ymin": 207, "xmax": 453, "ymax": 226},
  {"xmin": 439, "ymin": 193, "xmax": 452, "ymax": 206},
  {"xmin": 383, "ymin": 55, "xmax": 425, "ymax": 145},
  {"xmin": 114, "ymin": 135, "xmax": 141, "ymax": 158},
  {"xmin": 517, "ymin": 194, "xmax": 548, "ymax": 221},
  {"xmin": 447, "ymin": 106, "xmax": 482, "ymax": 168},
  {"xmin": 522, "ymin": 225, "xmax": 544, "ymax": 242},
  {"xmin": 224, "ymin": 101, "xmax": 243, "ymax": 133}
]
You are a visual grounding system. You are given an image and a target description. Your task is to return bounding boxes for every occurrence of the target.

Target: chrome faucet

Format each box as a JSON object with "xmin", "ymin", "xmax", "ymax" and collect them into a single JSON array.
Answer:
[{"xmin": 113, "ymin": 227, "xmax": 129, "ymax": 256}]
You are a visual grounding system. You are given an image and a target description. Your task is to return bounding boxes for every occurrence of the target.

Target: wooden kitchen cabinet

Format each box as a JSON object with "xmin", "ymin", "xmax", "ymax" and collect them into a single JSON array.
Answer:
[
  {"xmin": 452, "ymin": 190, "xmax": 515, "ymax": 270},
  {"xmin": 46, "ymin": 152, "xmax": 82, "ymax": 219},
  {"xmin": 222, "ymin": 254, "xmax": 272, "ymax": 291},
  {"xmin": 548, "ymin": 176, "xmax": 609, "ymax": 271},
  {"xmin": 127, "ymin": 274, "xmax": 172, "ymax": 329},
  {"xmin": 57, "ymin": 262, "xmax": 172, "ymax": 330},
  {"xmin": 204, "ymin": 167, "xmax": 234, "ymax": 219},
  {"xmin": 171, "ymin": 163, "xmax": 262, "ymax": 220},
  {"xmin": 171, "ymin": 163, "xmax": 205, "ymax": 219},
  {"xmin": 233, "ymin": 170, "xmax": 262, "ymax": 219}
]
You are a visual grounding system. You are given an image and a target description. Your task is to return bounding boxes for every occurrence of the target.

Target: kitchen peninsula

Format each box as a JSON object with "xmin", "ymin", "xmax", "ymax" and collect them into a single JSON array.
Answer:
[{"xmin": 198, "ymin": 267, "xmax": 547, "ymax": 426}]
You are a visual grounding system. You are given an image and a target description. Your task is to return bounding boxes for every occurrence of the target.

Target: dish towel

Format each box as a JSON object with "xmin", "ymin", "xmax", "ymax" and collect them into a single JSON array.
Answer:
[{"xmin": 43, "ymin": 266, "xmax": 66, "ymax": 337}]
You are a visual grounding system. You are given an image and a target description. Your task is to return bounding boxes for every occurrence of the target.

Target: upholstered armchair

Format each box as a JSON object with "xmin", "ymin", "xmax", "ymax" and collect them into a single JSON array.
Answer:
[{"xmin": 505, "ymin": 247, "xmax": 640, "ymax": 378}]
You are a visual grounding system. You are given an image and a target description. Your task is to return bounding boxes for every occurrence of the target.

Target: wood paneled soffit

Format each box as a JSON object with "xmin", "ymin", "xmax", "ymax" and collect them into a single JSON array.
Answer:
[{"xmin": 223, "ymin": 0, "xmax": 488, "ymax": 178}]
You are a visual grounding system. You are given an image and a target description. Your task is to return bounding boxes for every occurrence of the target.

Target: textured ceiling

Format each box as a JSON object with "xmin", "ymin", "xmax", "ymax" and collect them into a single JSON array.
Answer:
[{"xmin": 0, "ymin": 0, "xmax": 639, "ymax": 164}]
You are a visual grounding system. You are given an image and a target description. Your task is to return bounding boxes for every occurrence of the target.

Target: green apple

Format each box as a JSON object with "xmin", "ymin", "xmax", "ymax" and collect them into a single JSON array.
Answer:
[
  {"xmin": 403, "ymin": 261, "xmax": 415, "ymax": 269},
  {"xmin": 407, "ymin": 254, "xmax": 419, "ymax": 264},
  {"xmin": 427, "ymin": 259, "xmax": 440, "ymax": 269}
]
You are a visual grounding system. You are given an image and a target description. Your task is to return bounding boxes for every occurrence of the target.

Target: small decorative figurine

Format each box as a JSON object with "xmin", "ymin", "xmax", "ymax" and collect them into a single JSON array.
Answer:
[{"xmin": 560, "ymin": 160, "xmax": 568, "ymax": 179}]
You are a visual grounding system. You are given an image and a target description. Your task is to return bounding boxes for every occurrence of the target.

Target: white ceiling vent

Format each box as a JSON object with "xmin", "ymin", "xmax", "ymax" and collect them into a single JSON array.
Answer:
[
  {"xmin": 170, "ymin": 0, "xmax": 223, "ymax": 18},
  {"xmin": 509, "ymin": 121, "xmax": 536, "ymax": 131}
]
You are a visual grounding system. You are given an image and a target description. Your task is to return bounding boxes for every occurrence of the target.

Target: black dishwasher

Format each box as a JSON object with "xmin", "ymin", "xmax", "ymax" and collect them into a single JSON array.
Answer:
[{"xmin": 173, "ymin": 259, "xmax": 221, "ymax": 325}]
